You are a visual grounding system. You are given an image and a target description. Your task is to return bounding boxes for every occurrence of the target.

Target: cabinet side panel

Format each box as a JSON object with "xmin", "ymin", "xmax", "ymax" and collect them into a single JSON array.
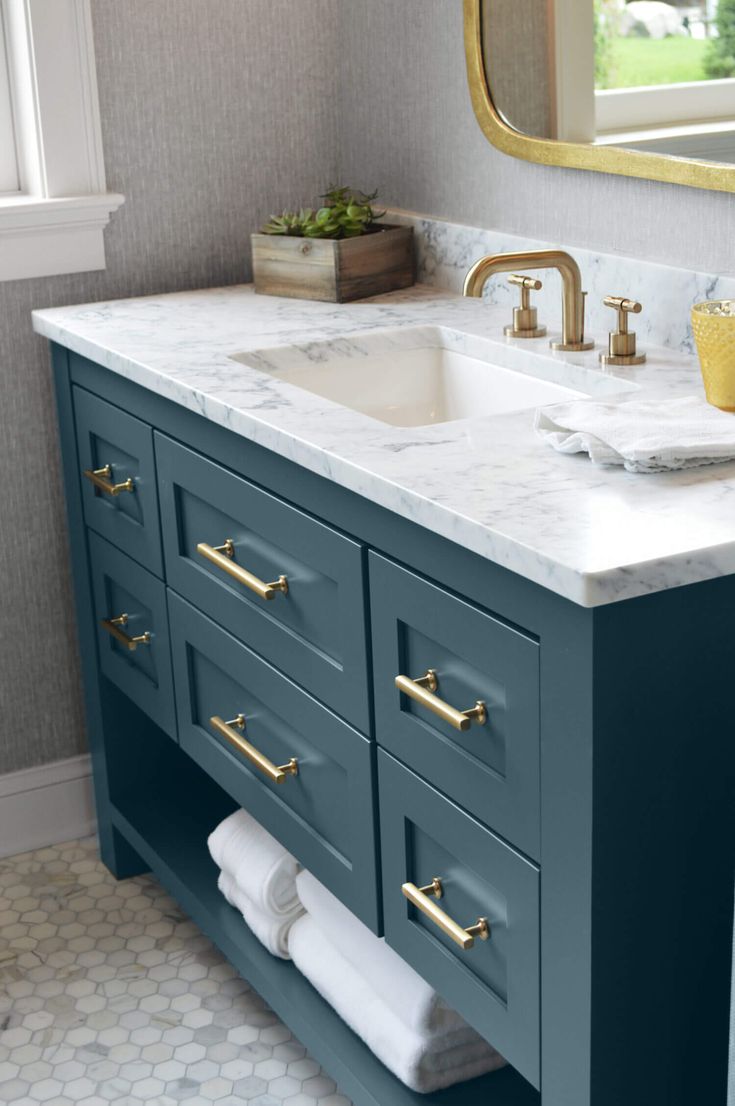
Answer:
[{"xmin": 589, "ymin": 578, "xmax": 735, "ymax": 1106}]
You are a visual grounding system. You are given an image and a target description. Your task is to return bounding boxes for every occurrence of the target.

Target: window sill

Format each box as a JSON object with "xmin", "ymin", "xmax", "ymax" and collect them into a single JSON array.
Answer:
[
  {"xmin": 0, "ymin": 192, "xmax": 125, "ymax": 281},
  {"xmin": 596, "ymin": 120, "xmax": 735, "ymax": 163}
]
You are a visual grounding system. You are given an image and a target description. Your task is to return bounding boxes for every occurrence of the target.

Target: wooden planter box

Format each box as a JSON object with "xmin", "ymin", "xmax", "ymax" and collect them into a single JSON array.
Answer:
[{"xmin": 251, "ymin": 223, "xmax": 415, "ymax": 303}]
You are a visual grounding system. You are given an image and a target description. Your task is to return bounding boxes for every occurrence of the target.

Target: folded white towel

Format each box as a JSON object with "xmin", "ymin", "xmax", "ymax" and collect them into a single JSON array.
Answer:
[
  {"xmin": 535, "ymin": 395, "xmax": 735, "ymax": 472},
  {"xmin": 217, "ymin": 870, "xmax": 303, "ymax": 959},
  {"xmin": 289, "ymin": 915, "xmax": 505, "ymax": 1093},
  {"xmin": 296, "ymin": 870, "xmax": 464, "ymax": 1036},
  {"xmin": 208, "ymin": 808, "xmax": 300, "ymax": 915}
]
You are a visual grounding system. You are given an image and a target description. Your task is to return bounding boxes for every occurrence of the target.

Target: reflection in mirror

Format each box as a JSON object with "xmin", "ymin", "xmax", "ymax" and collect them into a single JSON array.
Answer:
[{"xmin": 483, "ymin": 1, "xmax": 735, "ymax": 164}]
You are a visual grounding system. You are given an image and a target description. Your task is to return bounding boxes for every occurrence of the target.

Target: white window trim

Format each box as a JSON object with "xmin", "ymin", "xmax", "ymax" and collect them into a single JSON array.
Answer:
[
  {"xmin": 0, "ymin": 10, "xmax": 19, "ymax": 191},
  {"xmin": 596, "ymin": 78, "xmax": 735, "ymax": 135},
  {"xmin": 548, "ymin": 0, "xmax": 596, "ymax": 143},
  {"xmin": 0, "ymin": 0, "xmax": 123, "ymax": 281}
]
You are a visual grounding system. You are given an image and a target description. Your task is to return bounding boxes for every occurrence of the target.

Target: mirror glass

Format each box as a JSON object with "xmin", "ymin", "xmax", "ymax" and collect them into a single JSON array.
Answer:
[{"xmin": 483, "ymin": 1, "xmax": 735, "ymax": 165}]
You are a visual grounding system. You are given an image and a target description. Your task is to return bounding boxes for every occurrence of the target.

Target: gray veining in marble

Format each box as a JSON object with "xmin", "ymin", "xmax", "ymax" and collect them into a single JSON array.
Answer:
[
  {"xmin": 32, "ymin": 283, "xmax": 735, "ymax": 608},
  {"xmin": 387, "ymin": 209, "xmax": 735, "ymax": 355}
]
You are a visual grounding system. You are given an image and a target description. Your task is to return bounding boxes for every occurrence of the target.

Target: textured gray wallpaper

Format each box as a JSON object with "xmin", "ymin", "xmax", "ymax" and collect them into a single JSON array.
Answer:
[
  {"xmin": 337, "ymin": 0, "xmax": 735, "ymax": 277},
  {"xmin": 0, "ymin": 0, "xmax": 339, "ymax": 774}
]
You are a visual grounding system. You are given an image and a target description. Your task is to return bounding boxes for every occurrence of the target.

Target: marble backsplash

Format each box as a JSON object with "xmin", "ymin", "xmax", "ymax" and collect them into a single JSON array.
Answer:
[{"xmin": 388, "ymin": 209, "xmax": 735, "ymax": 354}]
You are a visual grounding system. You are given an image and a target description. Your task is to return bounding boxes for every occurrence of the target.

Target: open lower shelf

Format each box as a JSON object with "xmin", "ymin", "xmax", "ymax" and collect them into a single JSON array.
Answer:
[{"xmin": 109, "ymin": 782, "xmax": 539, "ymax": 1106}]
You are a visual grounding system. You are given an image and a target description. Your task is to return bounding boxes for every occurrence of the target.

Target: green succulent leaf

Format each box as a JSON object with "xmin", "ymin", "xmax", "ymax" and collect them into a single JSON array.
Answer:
[{"xmin": 261, "ymin": 185, "xmax": 381, "ymax": 239}]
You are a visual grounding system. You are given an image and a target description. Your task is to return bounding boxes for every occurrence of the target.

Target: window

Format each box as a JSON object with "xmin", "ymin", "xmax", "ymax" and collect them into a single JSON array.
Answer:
[
  {"xmin": 550, "ymin": 0, "xmax": 735, "ymax": 159},
  {"xmin": 0, "ymin": 0, "xmax": 123, "ymax": 281},
  {"xmin": 0, "ymin": 7, "xmax": 18, "ymax": 193}
]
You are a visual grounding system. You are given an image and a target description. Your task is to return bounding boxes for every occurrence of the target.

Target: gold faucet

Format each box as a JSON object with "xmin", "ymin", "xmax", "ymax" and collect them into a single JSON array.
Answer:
[{"xmin": 463, "ymin": 249, "xmax": 594, "ymax": 352}]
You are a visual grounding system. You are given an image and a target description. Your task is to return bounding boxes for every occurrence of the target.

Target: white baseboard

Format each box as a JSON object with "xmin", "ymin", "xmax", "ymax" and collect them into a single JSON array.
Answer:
[{"xmin": 0, "ymin": 754, "xmax": 97, "ymax": 858}]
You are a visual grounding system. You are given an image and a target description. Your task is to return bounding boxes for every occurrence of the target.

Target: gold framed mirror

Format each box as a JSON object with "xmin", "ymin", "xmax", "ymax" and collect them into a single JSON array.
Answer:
[{"xmin": 464, "ymin": 0, "xmax": 735, "ymax": 193}]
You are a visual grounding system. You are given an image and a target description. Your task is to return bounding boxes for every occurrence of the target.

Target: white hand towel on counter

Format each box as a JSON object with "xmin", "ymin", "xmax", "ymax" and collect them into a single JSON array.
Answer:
[
  {"xmin": 296, "ymin": 869, "xmax": 464, "ymax": 1035},
  {"xmin": 535, "ymin": 395, "xmax": 735, "ymax": 473},
  {"xmin": 217, "ymin": 870, "xmax": 303, "ymax": 959},
  {"xmin": 208, "ymin": 808, "xmax": 300, "ymax": 915},
  {"xmin": 289, "ymin": 915, "xmax": 505, "ymax": 1093}
]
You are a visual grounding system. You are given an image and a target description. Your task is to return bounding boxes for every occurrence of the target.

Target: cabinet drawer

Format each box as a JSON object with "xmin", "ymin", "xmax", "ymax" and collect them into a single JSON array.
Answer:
[
  {"xmin": 74, "ymin": 387, "xmax": 163, "ymax": 576},
  {"xmin": 370, "ymin": 553, "xmax": 539, "ymax": 860},
  {"xmin": 378, "ymin": 751, "xmax": 539, "ymax": 1088},
  {"xmin": 156, "ymin": 434, "xmax": 370, "ymax": 732},
  {"xmin": 88, "ymin": 533, "xmax": 176, "ymax": 738},
  {"xmin": 168, "ymin": 592, "xmax": 380, "ymax": 931}
]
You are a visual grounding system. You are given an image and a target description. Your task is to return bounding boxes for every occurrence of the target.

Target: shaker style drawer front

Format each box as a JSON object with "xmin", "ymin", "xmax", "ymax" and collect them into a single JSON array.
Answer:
[
  {"xmin": 168, "ymin": 592, "xmax": 380, "ymax": 931},
  {"xmin": 73, "ymin": 387, "xmax": 163, "ymax": 576},
  {"xmin": 369, "ymin": 552, "xmax": 540, "ymax": 860},
  {"xmin": 88, "ymin": 533, "xmax": 176, "ymax": 738},
  {"xmin": 156, "ymin": 434, "xmax": 370, "ymax": 731},
  {"xmin": 378, "ymin": 751, "xmax": 540, "ymax": 1088}
]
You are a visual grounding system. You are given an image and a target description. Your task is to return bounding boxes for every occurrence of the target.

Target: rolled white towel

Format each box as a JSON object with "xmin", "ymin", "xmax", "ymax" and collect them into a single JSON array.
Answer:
[
  {"xmin": 217, "ymin": 870, "xmax": 303, "ymax": 959},
  {"xmin": 289, "ymin": 914, "xmax": 505, "ymax": 1093},
  {"xmin": 535, "ymin": 395, "xmax": 735, "ymax": 473},
  {"xmin": 208, "ymin": 809, "xmax": 300, "ymax": 915},
  {"xmin": 296, "ymin": 869, "xmax": 464, "ymax": 1035}
]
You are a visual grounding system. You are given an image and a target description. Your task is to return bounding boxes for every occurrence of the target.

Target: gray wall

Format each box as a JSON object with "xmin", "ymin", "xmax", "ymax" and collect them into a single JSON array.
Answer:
[
  {"xmin": 0, "ymin": 0, "xmax": 338, "ymax": 774},
  {"xmin": 337, "ymin": 0, "xmax": 735, "ymax": 277}
]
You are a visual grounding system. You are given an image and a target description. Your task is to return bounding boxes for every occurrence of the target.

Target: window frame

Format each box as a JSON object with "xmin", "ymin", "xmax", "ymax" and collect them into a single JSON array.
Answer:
[
  {"xmin": 0, "ymin": 0, "xmax": 123, "ymax": 281},
  {"xmin": 595, "ymin": 76, "xmax": 735, "ymax": 136},
  {"xmin": 0, "ymin": 6, "xmax": 19, "ymax": 192}
]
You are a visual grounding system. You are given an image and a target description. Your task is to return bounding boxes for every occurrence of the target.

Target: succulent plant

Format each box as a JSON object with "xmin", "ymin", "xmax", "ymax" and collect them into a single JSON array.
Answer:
[{"xmin": 262, "ymin": 186, "xmax": 385, "ymax": 239}]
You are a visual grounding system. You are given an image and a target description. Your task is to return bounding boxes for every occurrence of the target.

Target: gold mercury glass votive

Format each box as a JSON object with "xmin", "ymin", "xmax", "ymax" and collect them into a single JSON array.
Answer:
[{"xmin": 692, "ymin": 300, "xmax": 735, "ymax": 411}]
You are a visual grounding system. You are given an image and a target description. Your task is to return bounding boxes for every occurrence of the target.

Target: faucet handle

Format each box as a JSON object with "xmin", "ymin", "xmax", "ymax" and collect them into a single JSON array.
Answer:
[
  {"xmin": 504, "ymin": 274, "xmax": 547, "ymax": 339},
  {"xmin": 600, "ymin": 295, "xmax": 646, "ymax": 366}
]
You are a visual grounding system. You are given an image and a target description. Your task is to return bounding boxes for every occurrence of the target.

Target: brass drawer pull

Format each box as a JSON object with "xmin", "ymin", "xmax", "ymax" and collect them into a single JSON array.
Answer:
[
  {"xmin": 196, "ymin": 539, "xmax": 288, "ymax": 601},
  {"xmin": 83, "ymin": 464, "xmax": 134, "ymax": 496},
  {"xmin": 402, "ymin": 877, "xmax": 490, "ymax": 950},
  {"xmin": 395, "ymin": 669, "xmax": 487, "ymax": 731},
  {"xmin": 101, "ymin": 613, "xmax": 151, "ymax": 651},
  {"xmin": 209, "ymin": 715, "xmax": 298, "ymax": 784}
]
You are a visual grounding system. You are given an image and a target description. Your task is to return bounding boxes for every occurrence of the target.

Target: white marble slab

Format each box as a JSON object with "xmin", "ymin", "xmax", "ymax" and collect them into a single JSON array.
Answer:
[
  {"xmin": 389, "ymin": 209, "xmax": 735, "ymax": 354},
  {"xmin": 32, "ymin": 283, "xmax": 735, "ymax": 607}
]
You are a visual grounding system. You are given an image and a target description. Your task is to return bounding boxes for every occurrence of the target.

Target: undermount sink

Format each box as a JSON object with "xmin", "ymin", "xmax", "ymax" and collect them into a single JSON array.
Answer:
[{"xmin": 231, "ymin": 325, "xmax": 636, "ymax": 429}]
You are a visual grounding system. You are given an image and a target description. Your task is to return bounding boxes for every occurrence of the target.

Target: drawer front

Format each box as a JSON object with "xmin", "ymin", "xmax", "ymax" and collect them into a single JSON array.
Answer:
[
  {"xmin": 370, "ymin": 552, "xmax": 540, "ymax": 860},
  {"xmin": 73, "ymin": 387, "xmax": 163, "ymax": 576},
  {"xmin": 88, "ymin": 532, "xmax": 176, "ymax": 738},
  {"xmin": 378, "ymin": 751, "xmax": 539, "ymax": 1088},
  {"xmin": 168, "ymin": 592, "xmax": 380, "ymax": 931},
  {"xmin": 156, "ymin": 434, "xmax": 370, "ymax": 732}
]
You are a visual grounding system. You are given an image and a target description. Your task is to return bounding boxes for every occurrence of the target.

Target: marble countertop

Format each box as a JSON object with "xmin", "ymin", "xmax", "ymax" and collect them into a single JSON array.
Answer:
[{"xmin": 32, "ymin": 284, "xmax": 735, "ymax": 607}]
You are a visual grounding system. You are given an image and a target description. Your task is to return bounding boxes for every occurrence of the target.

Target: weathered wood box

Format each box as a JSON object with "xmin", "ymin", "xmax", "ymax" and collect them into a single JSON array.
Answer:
[{"xmin": 251, "ymin": 223, "xmax": 415, "ymax": 303}]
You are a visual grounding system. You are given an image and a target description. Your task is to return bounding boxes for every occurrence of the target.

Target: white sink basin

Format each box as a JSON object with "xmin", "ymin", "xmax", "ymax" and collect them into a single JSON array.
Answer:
[{"xmin": 231, "ymin": 325, "xmax": 635, "ymax": 429}]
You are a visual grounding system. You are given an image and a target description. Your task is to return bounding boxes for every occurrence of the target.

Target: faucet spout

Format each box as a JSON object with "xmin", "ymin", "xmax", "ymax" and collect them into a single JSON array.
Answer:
[{"xmin": 463, "ymin": 249, "xmax": 594, "ymax": 352}]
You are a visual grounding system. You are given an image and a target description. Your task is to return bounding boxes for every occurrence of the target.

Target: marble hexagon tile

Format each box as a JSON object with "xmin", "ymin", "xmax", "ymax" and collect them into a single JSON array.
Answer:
[{"xmin": 0, "ymin": 837, "xmax": 351, "ymax": 1106}]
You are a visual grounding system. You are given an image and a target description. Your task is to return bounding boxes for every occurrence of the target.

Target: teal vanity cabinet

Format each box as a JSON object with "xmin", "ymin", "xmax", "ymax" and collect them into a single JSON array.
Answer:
[{"xmin": 51, "ymin": 343, "xmax": 735, "ymax": 1106}]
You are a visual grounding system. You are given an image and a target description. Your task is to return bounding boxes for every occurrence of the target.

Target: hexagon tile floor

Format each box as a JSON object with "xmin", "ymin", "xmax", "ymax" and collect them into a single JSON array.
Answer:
[{"xmin": 0, "ymin": 836, "xmax": 353, "ymax": 1106}]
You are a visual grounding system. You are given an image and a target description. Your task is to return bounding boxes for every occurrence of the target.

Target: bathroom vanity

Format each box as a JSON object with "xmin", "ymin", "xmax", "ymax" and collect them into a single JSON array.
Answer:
[{"xmin": 34, "ymin": 284, "xmax": 735, "ymax": 1106}]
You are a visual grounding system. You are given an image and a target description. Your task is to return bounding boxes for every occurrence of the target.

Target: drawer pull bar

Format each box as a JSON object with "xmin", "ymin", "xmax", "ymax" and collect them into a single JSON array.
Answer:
[
  {"xmin": 402, "ymin": 878, "xmax": 490, "ymax": 950},
  {"xmin": 83, "ymin": 464, "xmax": 135, "ymax": 496},
  {"xmin": 209, "ymin": 715, "xmax": 298, "ymax": 784},
  {"xmin": 395, "ymin": 669, "xmax": 487, "ymax": 731},
  {"xmin": 101, "ymin": 613, "xmax": 151, "ymax": 651},
  {"xmin": 197, "ymin": 539, "xmax": 289, "ymax": 600}
]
